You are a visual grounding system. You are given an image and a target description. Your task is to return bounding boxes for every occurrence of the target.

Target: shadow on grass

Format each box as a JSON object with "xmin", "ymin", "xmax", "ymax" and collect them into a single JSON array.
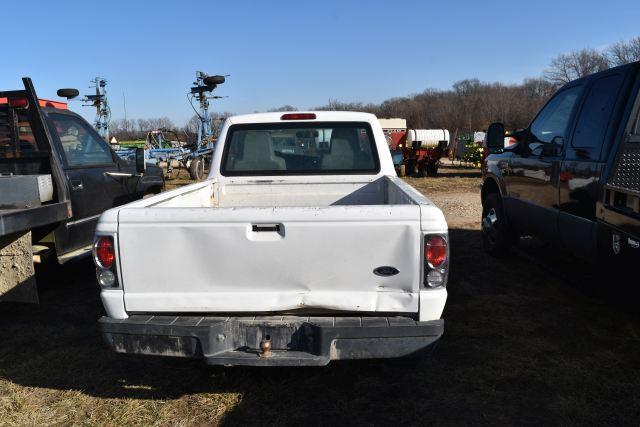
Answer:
[
  {"xmin": 405, "ymin": 169, "xmax": 482, "ymax": 179},
  {"xmin": 433, "ymin": 169, "xmax": 482, "ymax": 179},
  {"xmin": 1, "ymin": 229, "xmax": 639, "ymax": 425}
]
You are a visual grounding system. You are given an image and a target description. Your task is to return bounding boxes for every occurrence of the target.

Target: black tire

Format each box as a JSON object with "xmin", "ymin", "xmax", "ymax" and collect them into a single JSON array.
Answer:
[
  {"xmin": 189, "ymin": 158, "xmax": 205, "ymax": 181},
  {"xmin": 204, "ymin": 75, "xmax": 225, "ymax": 86},
  {"xmin": 406, "ymin": 159, "xmax": 415, "ymax": 176},
  {"xmin": 426, "ymin": 162, "xmax": 438, "ymax": 176},
  {"xmin": 481, "ymin": 193, "xmax": 516, "ymax": 256},
  {"xmin": 56, "ymin": 88, "xmax": 79, "ymax": 99}
]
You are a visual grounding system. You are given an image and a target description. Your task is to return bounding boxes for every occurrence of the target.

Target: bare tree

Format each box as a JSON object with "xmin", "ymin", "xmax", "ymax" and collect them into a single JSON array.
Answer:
[
  {"xmin": 109, "ymin": 118, "xmax": 138, "ymax": 140},
  {"xmin": 267, "ymin": 105, "xmax": 298, "ymax": 112},
  {"xmin": 314, "ymin": 99, "xmax": 378, "ymax": 113},
  {"xmin": 147, "ymin": 117, "xmax": 175, "ymax": 130},
  {"xmin": 136, "ymin": 118, "xmax": 150, "ymax": 132},
  {"xmin": 544, "ymin": 48, "xmax": 610, "ymax": 85},
  {"xmin": 182, "ymin": 112, "xmax": 232, "ymax": 141},
  {"xmin": 608, "ymin": 36, "xmax": 640, "ymax": 66},
  {"xmin": 183, "ymin": 114, "xmax": 200, "ymax": 135}
]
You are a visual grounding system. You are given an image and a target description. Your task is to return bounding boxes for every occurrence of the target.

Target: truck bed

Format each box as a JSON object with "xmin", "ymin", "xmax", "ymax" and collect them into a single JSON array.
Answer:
[
  {"xmin": 143, "ymin": 175, "xmax": 424, "ymax": 209},
  {"xmin": 104, "ymin": 175, "xmax": 445, "ymax": 315}
]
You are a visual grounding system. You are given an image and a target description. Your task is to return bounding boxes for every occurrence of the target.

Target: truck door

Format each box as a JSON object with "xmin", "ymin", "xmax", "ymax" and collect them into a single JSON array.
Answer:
[
  {"xmin": 48, "ymin": 112, "xmax": 125, "ymax": 255},
  {"xmin": 505, "ymin": 85, "xmax": 583, "ymax": 243},
  {"xmin": 559, "ymin": 72, "xmax": 626, "ymax": 259}
]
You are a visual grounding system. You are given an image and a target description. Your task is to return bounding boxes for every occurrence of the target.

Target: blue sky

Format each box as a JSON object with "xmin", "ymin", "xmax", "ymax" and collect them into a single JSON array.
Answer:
[{"xmin": 2, "ymin": 0, "xmax": 639, "ymax": 126}]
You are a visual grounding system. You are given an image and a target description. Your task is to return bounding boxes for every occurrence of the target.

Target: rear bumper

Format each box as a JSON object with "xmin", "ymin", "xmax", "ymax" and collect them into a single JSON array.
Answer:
[{"xmin": 99, "ymin": 315, "xmax": 444, "ymax": 366}]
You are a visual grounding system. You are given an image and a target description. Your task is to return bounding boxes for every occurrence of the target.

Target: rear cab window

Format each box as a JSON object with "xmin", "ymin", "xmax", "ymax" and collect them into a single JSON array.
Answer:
[
  {"xmin": 0, "ymin": 106, "xmax": 39, "ymax": 158},
  {"xmin": 221, "ymin": 122, "xmax": 380, "ymax": 176}
]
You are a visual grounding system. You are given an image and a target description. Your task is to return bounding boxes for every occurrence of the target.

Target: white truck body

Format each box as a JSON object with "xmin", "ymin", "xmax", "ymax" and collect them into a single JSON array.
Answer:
[{"xmin": 96, "ymin": 112, "xmax": 448, "ymax": 366}]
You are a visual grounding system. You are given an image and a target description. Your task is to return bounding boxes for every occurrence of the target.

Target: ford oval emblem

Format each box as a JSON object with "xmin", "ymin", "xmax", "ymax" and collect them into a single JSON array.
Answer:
[{"xmin": 373, "ymin": 266, "xmax": 399, "ymax": 277}]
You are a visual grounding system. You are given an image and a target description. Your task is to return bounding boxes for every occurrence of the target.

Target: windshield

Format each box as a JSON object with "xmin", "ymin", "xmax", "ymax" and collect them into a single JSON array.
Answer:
[{"xmin": 221, "ymin": 122, "xmax": 380, "ymax": 176}]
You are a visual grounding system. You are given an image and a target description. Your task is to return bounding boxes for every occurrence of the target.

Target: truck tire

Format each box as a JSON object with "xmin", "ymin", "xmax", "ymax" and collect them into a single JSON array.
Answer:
[
  {"xmin": 426, "ymin": 162, "xmax": 438, "ymax": 176},
  {"xmin": 398, "ymin": 164, "xmax": 406, "ymax": 177},
  {"xmin": 481, "ymin": 193, "xmax": 516, "ymax": 256},
  {"xmin": 189, "ymin": 158, "xmax": 205, "ymax": 181}
]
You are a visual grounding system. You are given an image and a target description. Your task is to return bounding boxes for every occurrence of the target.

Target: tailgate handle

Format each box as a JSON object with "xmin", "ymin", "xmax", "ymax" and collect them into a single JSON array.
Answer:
[{"xmin": 252, "ymin": 224, "xmax": 280, "ymax": 232}]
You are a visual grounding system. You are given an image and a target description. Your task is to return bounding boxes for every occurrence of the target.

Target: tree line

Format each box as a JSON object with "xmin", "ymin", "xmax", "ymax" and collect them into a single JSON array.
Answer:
[
  {"xmin": 109, "ymin": 112, "xmax": 232, "ymax": 142},
  {"xmin": 308, "ymin": 36, "xmax": 640, "ymax": 134},
  {"xmin": 110, "ymin": 36, "xmax": 639, "ymax": 141}
]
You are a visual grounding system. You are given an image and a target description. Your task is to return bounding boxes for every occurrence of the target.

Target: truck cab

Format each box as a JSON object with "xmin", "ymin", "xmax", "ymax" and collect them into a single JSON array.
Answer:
[{"xmin": 481, "ymin": 62, "xmax": 640, "ymax": 262}]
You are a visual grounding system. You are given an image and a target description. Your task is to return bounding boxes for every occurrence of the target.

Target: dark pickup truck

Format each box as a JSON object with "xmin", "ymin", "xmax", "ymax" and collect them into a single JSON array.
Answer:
[
  {"xmin": 481, "ymin": 61, "xmax": 640, "ymax": 263},
  {"xmin": 0, "ymin": 78, "xmax": 164, "ymax": 302}
]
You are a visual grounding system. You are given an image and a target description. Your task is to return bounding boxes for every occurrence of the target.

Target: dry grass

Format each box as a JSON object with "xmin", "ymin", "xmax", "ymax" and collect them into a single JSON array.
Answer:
[
  {"xmin": 403, "ymin": 165, "xmax": 482, "ymax": 194},
  {"xmin": 1, "ymin": 165, "xmax": 639, "ymax": 426},
  {"xmin": 163, "ymin": 168, "xmax": 197, "ymax": 191}
]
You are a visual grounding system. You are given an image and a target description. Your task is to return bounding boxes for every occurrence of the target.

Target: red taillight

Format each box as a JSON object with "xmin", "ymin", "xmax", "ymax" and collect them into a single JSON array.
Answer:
[
  {"xmin": 8, "ymin": 97, "xmax": 29, "ymax": 109},
  {"xmin": 281, "ymin": 113, "xmax": 316, "ymax": 120},
  {"xmin": 425, "ymin": 235, "xmax": 447, "ymax": 268},
  {"xmin": 94, "ymin": 236, "xmax": 115, "ymax": 269}
]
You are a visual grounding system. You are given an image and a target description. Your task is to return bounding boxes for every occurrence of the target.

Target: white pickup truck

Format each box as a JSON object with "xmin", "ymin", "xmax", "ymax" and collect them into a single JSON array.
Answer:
[{"xmin": 94, "ymin": 111, "xmax": 449, "ymax": 366}]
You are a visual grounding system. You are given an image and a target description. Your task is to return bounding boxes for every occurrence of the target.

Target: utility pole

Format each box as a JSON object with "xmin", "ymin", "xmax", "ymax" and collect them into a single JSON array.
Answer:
[{"xmin": 123, "ymin": 92, "xmax": 127, "ymax": 123}]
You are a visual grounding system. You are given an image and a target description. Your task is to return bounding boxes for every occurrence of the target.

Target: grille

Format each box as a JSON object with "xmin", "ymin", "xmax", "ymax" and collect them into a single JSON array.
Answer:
[{"xmin": 610, "ymin": 143, "xmax": 640, "ymax": 192}]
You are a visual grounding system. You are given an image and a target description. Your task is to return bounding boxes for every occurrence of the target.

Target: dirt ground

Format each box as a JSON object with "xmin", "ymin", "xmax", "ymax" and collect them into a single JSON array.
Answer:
[{"xmin": 1, "ymin": 165, "xmax": 639, "ymax": 426}]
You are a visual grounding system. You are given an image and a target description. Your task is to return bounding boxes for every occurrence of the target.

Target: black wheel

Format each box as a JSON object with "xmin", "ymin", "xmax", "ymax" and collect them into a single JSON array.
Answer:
[
  {"xmin": 426, "ymin": 162, "xmax": 438, "ymax": 176},
  {"xmin": 481, "ymin": 193, "xmax": 516, "ymax": 256},
  {"xmin": 189, "ymin": 157, "xmax": 205, "ymax": 181},
  {"xmin": 406, "ymin": 159, "xmax": 415, "ymax": 176}
]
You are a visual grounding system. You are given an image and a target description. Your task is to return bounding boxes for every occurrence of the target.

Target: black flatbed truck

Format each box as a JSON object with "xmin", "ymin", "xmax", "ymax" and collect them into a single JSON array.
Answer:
[{"xmin": 0, "ymin": 78, "xmax": 164, "ymax": 302}]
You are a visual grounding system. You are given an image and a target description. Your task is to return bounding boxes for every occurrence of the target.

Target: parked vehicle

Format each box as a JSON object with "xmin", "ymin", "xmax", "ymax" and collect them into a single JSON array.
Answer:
[
  {"xmin": 0, "ymin": 78, "xmax": 164, "ymax": 303},
  {"xmin": 114, "ymin": 72, "xmax": 225, "ymax": 181},
  {"xmin": 95, "ymin": 111, "xmax": 449, "ymax": 366},
  {"xmin": 404, "ymin": 129, "xmax": 449, "ymax": 176},
  {"xmin": 378, "ymin": 118, "xmax": 407, "ymax": 175},
  {"xmin": 378, "ymin": 119, "xmax": 448, "ymax": 177},
  {"xmin": 481, "ymin": 62, "xmax": 640, "ymax": 263}
]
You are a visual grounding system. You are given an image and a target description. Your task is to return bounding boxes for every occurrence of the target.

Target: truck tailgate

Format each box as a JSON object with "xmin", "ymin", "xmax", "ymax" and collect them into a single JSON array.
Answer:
[{"xmin": 117, "ymin": 205, "xmax": 422, "ymax": 314}]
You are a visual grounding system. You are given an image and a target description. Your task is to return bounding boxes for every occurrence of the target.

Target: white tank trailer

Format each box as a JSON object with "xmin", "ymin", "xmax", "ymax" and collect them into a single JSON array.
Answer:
[{"xmin": 407, "ymin": 129, "xmax": 450, "ymax": 149}]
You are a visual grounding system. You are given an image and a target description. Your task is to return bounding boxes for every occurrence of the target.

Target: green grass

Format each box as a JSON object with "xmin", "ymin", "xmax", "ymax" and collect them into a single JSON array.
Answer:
[{"xmin": 116, "ymin": 140, "xmax": 146, "ymax": 148}]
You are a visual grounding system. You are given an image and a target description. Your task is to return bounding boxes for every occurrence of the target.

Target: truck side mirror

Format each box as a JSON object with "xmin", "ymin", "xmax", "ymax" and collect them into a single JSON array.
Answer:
[
  {"xmin": 486, "ymin": 122, "xmax": 505, "ymax": 152},
  {"xmin": 135, "ymin": 148, "xmax": 146, "ymax": 174}
]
